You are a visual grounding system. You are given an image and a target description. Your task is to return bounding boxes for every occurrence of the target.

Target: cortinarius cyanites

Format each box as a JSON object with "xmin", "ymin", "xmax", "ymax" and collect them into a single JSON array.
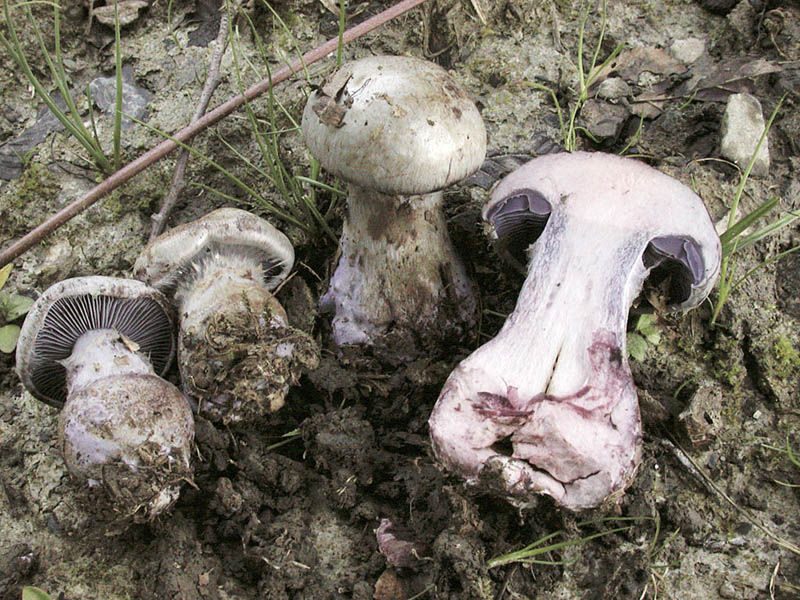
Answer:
[
  {"xmin": 16, "ymin": 276, "xmax": 194, "ymax": 522},
  {"xmin": 134, "ymin": 207, "xmax": 319, "ymax": 424},
  {"xmin": 429, "ymin": 152, "xmax": 721, "ymax": 510},
  {"xmin": 302, "ymin": 55, "xmax": 486, "ymax": 360}
]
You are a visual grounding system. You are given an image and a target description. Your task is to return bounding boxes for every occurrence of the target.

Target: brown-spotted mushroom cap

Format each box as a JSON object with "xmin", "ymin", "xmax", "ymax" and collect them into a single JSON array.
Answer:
[
  {"xmin": 429, "ymin": 151, "xmax": 721, "ymax": 510},
  {"xmin": 133, "ymin": 207, "xmax": 294, "ymax": 293},
  {"xmin": 16, "ymin": 276, "xmax": 175, "ymax": 409},
  {"xmin": 302, "ymin": 55, "xmax": 487, "ymax": 195}
]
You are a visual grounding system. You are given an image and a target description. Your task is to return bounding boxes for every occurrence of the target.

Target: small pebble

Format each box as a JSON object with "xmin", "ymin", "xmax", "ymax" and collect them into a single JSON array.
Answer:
[
  {"xmin": 596, "ymin": 77, "xmax": 632, "ymax": 100},
  {"xmin": 718, "ymin": 583, "xmax": 735, "ymax": 598},
  {"xmin": 720, "ymin": 93, "xmax": 770, "ymax": 177},
  {"xmin": 670, "ymin": 38, "xmax": 705, "ymax": 64},
  {"xmin": 581, "ymin": 99, "xmax": 629, "ymax": 140}
]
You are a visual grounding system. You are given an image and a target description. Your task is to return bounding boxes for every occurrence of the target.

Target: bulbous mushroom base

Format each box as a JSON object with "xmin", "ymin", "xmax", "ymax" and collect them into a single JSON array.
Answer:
[
  {"xmin": 58, "ymin": 373, "xmax": 194, "ymax": 527},
  {"xmin": 179, "ymin": 285, "xmax": 320, "ymax": 424},
  {"xmin": 322, "ymin": 189, "xmax": 478, "ymax": 362},
  {"xmin": 429, "ymin": 329, "xmax": 642, "ymax": 511}
]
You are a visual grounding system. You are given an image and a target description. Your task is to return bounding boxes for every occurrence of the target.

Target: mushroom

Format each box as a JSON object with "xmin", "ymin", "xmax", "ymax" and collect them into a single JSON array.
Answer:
[
  {"xmin": 428, "ymin": 152, "xmax": 721, "ymax": 510},
  {"xmin": 301, "ymin": 55, "xmax": 486, "ymax": 360},
  {"xmin": 133, "ymin": 207, "xmax": 319, "ymax": 424},
  {"xmin": 15, "ymin": 276, "xmax": 194, "ymax": 521}
]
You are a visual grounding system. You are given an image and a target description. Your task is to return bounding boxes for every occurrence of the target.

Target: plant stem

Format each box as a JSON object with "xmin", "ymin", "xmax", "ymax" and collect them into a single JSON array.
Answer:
[
  {"xmin": 113, "ymin": 0, "xmax": 123, "ymax": 170},
  {"xmin": 149, "ymin": 1, "xmax": 231, "ymax": 240}
]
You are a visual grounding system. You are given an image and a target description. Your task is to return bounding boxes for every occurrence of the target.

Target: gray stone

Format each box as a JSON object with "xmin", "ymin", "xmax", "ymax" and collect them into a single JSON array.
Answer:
[
  {"xmin": 0, "ymin": 97, "xmax": 68, "ymax": 180},
  {"xmin": 720, "ymin": 93, "xmax": 770, "ymax": 177},
  {"xmin": 581, "ymin": 99, "xmax": 629, "ymax": 140},
  {"xmin": 596, "ymin": 77, "xmax": 632, "ymax": 101},
  {"xmin": 89, "ymin": 69, "xmax": 153, "ymax": 130},
  {"xmin": 670, "ymin": 37, "xmax": 705, "ymax": 64}
]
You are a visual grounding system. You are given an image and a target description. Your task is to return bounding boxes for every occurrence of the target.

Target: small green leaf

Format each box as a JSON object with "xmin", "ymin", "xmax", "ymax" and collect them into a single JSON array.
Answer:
[
  {"xmin": 627, "ymin": 332, "xmax": 647, "ymax": 361},
  {"xmin": 0, "ymin": 324, "xmax": 21, "ymax": 353},
  {"xmin": 5, "ymin": 294, "xmax": 33, "ymax": 321},
  {"xmin": 22, "ymin": 586, "xmax": 53, "ymax": 600},
  {"xmin": 635, "ymin": 314, "xmax": 656, "ymax": 330},
  {"xmin": 634, "ymin": 314, "xmax": 661, "ymax": 345},
  {"xmin": 0, "ymin": 263, "xmax": 11, "ymax": 291},
  {"xmin": 644, "ymin": 330, "xmax": 661, "ymax": 345}
]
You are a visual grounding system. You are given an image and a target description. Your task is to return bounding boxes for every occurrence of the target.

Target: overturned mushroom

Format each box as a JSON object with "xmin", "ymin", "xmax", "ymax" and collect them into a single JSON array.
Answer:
[
  {"xmin": 301, "ymin": 55, "xmax": 486, "ymax": 360},
  {"xmin": 133, "ymin": 207, "xmax": 319, "ymax": 424},
  {"xmin": 429, "ymin": 152, "xmax": 721, "ymax": 510},
  {"xmin": 15, "ymin": 276, "xmax": 194, "ymax": 522}
]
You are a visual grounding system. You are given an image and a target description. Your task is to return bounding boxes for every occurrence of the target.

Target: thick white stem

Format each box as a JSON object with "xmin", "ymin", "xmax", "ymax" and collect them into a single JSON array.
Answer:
[
  {"xmin": 429, "ymin": 214, "xmax": 646, "ymax": 509},
  {"xmin": 172, "ymin": 252, "xmax": 316, "ymax": 424},
  {"xmin": 323, "ymin": 185, "xmax": 477, "ymax": 359},
  {"xmin": 61, "ymin": 329, "xmax": 155, "ymax": 397},
  {"xmin": 176, "ymin": 254, "xmax": 287, "ymax": 337}
]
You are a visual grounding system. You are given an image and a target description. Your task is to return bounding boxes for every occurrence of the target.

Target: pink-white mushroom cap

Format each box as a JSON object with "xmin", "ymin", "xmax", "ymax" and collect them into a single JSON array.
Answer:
[{"xmin": 429, "ymin": 152, "xmax": 721, "ymax": 510}]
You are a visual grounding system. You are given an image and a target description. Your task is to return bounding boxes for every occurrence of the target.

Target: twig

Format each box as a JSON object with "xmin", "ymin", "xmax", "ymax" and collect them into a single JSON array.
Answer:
[
  {"xmin": 661, "ymin": 438, "xmax": 800, "ymax": 556},
  {"xmin": 769, "ymin": 560, "xmax": 779, "ymax": 600},
  {"xmin": 0, "ymin": 0, "xmax": 430, "ymax": 268},
  {"xmin": 149, "ymin": 3, "xmax": 231, "ymax": 240}
]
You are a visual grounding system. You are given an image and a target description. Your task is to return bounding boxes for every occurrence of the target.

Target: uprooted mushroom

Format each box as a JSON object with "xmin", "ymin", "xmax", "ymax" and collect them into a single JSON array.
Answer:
[
  {"xmin": 15, "ymin": 276, "xmax": 194, "ymax": 523},
  {"xmin": 429, "ymin": 152, "xmax": 721, "ymax": 510},
  {"xmin": 301, "ymin": 55, "xmax": 486, "ymax": 361},
  {"xmin": 133, "ymin": 208, "xmax": 319, "ymax": 424}
]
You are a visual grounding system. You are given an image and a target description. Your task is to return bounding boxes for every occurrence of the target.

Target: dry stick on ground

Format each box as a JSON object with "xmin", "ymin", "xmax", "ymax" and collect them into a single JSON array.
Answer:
[
  {"xmin": 149, "ymin": 5, "xmax": 231, "ymax": 240},
  {"xmin": 662, "ymin": 438, "xmax": 800, "ymax": 556},
  {"xmin": 0, "ymin": 0, "xmax": 430, "ymax": 269}
]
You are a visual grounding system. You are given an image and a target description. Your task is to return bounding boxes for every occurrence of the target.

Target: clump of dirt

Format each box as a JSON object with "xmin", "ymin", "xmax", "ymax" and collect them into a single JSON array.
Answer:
[{"xmin": 181, "ymin": 299, "xmax": 320, "ymax": 424}]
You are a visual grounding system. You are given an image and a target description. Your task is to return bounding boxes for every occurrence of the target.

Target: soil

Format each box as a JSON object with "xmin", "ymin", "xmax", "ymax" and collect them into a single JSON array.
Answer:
[{"xmin": 1, "ymin": 1, "xmax": 799, "ymax": 599}]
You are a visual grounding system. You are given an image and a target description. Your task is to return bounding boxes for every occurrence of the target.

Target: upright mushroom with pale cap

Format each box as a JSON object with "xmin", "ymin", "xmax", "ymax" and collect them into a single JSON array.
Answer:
[
  {"xmin": 429, "ymin": 152, "xmax": 721, "ymax": 510},
  {"xmin": 15, "ymin": 276, "xmax": 194, "ymax": 522},
  {"xmin": 134, "ymin": 207, "xmax": 319, "ymax": 424},
  {"xmin": 301, "ymin": 55, "xmax": 486, "ymax": 360}
]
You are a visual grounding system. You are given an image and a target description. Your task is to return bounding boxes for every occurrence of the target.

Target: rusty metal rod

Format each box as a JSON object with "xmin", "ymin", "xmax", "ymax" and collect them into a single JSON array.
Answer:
[{"xmin": 0, "ymin": 0, "xmax": 430, "ymax": 268}]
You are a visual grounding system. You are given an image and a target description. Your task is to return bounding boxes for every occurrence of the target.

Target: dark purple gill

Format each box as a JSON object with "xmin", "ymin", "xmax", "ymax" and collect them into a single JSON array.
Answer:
[{"xmin": 29, "ymin": 294, "xmax": 174, "ymax": 408}]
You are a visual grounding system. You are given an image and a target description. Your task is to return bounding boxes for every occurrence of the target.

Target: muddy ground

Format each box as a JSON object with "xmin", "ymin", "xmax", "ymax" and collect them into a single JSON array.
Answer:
[{"xmin": 1, "ymin": 0, "xmax": 799, "ymax": 599}]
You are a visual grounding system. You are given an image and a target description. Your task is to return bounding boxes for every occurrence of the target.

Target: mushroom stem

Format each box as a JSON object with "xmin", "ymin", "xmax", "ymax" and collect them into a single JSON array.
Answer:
[
  {"xmin": 176, "ymin": 253, "xmax": 288, "ymax": 336},
  {"xmin": 57, "ymin": 328, "xmax": 194, "ymax": 521},
  {"xmin": 61, "ymin": 328, "xmax": 158, "ymax": 396},
  {"xmin": 429, "ymin": 151, "xmax": 722, "ymax": 511},
  {"xmin": 59, "ymin": 372, "xmax": 194, "ymax": 523},
  {"xmin": 322, "ymin": 185, "xmax": 477, "ymax": 358},
  {"xmin": 492, "ymin": 222, "xmax": 644, "ymax": 395},
  {"xmin": 171, "ymin": 253, "xmax": 314, "ymax": 423},
  {"xmin": 430, "ymin": 217, "xmax": 643, "ymax": 509}
]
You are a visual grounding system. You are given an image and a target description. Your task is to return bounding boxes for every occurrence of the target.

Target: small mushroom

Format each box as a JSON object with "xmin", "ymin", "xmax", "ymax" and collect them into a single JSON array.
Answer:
[
  {"xmin": 429, "ymin": 152, "xmax": 721, "ymax": 510},
  {"xmin": 15, "ymin": 276, "xmax": 193, "ymax": 521},
  {"xmin": 301, "ymin": 55, "xmax": 486, "ymax": 360},
  {"xmin": 133, "ymin": 207, "xmax": 319, "ymax": 424}
]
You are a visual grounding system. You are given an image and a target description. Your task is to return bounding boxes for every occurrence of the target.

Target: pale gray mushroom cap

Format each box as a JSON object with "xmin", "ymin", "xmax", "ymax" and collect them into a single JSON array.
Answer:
[
  {"xmin": 16, "ymin": 276, "xmax": 176, "ymax": 409},
  {"xmin": 133, "ymin": 207, "xmax": 294, "ymax": 293},
  {"xmin": 301, "ymin": 55, "xmax": 487, "ymax": 195},
  {"xmin": 484, "ymin": 151, "xmax": 721, "ymax": 311}
]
